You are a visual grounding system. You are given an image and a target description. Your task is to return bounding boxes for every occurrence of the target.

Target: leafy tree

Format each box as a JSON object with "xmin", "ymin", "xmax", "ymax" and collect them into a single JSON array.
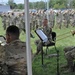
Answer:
[
  {"xmin": 49, "ymin": 0, "xmax": 67, "ymax": 9},
  {"xmin": 6, "ymin": 0, "xmax": 74, "ymax": 9},
  {"xmin": 72, "ymin": 0, "xmax": 75, "ymax": 8},
  {"xmin": 8, "ymin": 0, "xmax": 14, "ymax": 5},
  {"xmin": 17, "ymin": 4, "xmax": 24, "ymax": 9},
  {"xmin": 29, "ymin": 2, "xmax": 34, "ymax": 9},
  {"xmin": 49, "ymin": 0, "xmax": 56, "ymax": 8},
  {"xmin": 32, "ymin": 1, "xmax": 45, "ymax": 9},
  {"xmin": 8, "ymin": 0, "xmax": 16, "ymax": 9}
]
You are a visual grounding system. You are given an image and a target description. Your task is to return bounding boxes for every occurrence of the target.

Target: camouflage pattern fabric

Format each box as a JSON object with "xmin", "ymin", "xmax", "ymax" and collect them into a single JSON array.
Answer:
[
  {"xmin": 0, "ymin": 40, "xmax": 27, "ymax": 75},
  {"xmin": 64, "ymin": 46, "xmax": 75, "ymax": 71}
]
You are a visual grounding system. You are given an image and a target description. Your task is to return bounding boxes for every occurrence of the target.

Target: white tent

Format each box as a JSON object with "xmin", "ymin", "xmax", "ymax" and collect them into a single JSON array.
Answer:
[{"xmin": 24, "ymin": 0, "xmax": 32, "ymax": 75}]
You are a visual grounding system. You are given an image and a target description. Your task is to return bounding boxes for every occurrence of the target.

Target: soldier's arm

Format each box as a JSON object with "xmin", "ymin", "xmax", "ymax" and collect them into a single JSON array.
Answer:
[{"xmin": 0, "ymin": 45, "xmax": 5, "ymax": 64}]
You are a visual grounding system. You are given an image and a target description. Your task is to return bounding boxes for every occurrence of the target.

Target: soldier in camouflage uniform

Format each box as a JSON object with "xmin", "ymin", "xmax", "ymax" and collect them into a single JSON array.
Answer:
[
  {"xmin": 1, "ymin": 13, "xmax": 7, "ymax": 30},
  {"xmin": 6, "ymin": 13, "xmax": 10, "ymax": 29},
  {"xmin": 35, "ymin": 18, "xmax": 52, "ymax": 54},
  {"xmin": 62, "ymin": 46, "xmax": 75, "ymax": 73},
  {"xmin": 49, "ymin": 10, "xmax": 55, "ymax": 28},
  {"xmin": 32, "ymin": 13, "xmax": 36, "ymax": 30},
  {"xmin": 61, "ymin": 30, "xmax": 75, "ymax": 72},
  {"xmin": 71, "ymin": 11, "xmax": 75, "ymax": 27},
  {"xmin": 56, "ymin": 10, "xmax": 63, "ymax": 29},
  {"xmin": 63, "ymin": 10, "xmax": 70, "ymax": 28},
  {"xmin": 0, "ymin": 25, "xmax": 27, "ymax": 75},
  {"xmin": 10, "ymin": 12, "xmax": 16, "ymax": 26}
]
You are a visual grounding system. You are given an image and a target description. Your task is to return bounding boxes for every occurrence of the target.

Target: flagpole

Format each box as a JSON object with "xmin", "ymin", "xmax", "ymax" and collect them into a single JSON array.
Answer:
[{"xmin": 24, "ymin": 0, "xmax": 32, "ymax": 75}]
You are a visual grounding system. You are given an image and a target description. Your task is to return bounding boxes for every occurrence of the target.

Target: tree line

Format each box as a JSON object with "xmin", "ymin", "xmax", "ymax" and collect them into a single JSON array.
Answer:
[{"xmin": 7, "ymin": 0, "xmax": 75, "ymax": 9}]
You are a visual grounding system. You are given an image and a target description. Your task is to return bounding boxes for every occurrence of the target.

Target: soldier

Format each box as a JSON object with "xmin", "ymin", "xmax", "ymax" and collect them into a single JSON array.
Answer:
[
  {"xmin": 61, "ymin": 30, "xmax": 75, "ymax": 72},
  {"xmin": 35, "ymin": 18, "xmax": 52, "ymax": 54},
  {"xmin": 63, "ymin": 10, "xmax": 70, "ymax": 28},
  {"xmin": 6, "ymin": 13, "xmax": 11, "ymax": 28},
  {"xmin": 71, "ymin": 11, "xmax": 75, "ymax": 27},
  {"xmin": 0, "ymin": 25, "xmax": 38, "ymax": 75},
  {"xmin": 49, "ymin": 10, "xmax": 55, "ymax": 28},
  {"xmin": 15, "ymin": 13, "xmax": 20, "ymax": 28},
  {"xmin": 32, "ymin": 13, "xmax": 36, "ymax": 30},
  {"xmin": 1, "ymin": 13, "xmax": 7, "ymax": 30},
  {"xmin": 0, "ymin": 25, "xmax": 27, "ymax": 75},
  {"xmin": 10, "ymin": 12, "xmax": 16, "ymax": 26},
  {"xmin": 61, "ymin": 46, "xmax": 75, "ymax": 73},
  {"xmin": 56, "ymin": 10, "xmax": 63, "ymax": 29}
]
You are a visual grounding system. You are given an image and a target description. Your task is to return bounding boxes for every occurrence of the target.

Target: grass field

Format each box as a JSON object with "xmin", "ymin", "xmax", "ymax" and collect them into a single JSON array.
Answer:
[
  {"xmin": 32, "ymin": 26, "xmax": 75, "ymax": 75},
  {"xmin": 0, "ymin": 17, "xmax": 75, "ymax": 75}
]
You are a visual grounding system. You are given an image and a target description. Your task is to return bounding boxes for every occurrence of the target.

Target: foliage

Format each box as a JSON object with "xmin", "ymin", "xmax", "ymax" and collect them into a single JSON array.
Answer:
[
  {"xmin": 7, "ymin": 0, "xmax": 16, "ymax": 9},
  {"xmin": 6, "ymin": 0, "xmax": 75, "ymax": 9},
  {"xmin": 31, "ymin": 1, "xmax": 45, "ymax": 9},
  {"xmin": 49, "ymin": 0, "xmax": 67, "ymax": 9},
  {"xmin": 17, "ymin": 4, "xmax": 24, "ymax": 9},
  {"xmin": 72, "ymin": 0, "xmax": 75, "ymax": 8}
]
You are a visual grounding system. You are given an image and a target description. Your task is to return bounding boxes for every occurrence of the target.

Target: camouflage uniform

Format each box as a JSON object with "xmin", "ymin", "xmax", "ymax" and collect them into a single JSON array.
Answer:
[
  {"xmin": 35, "ymin": 24, "xmax": 52, "ymax": 54},
  {"xmin": 1, "ymin": 14, "xmax": 7, "ymax": 30},
  {"xmin": 15, "ymin": 15, "xmax": 19, "ymax": 28},
  {"xmin": 63, "ymin": 10, "xmax": 70, "ymax": 28},
  {"xmin": 56, "ymin": 11, "xmax": 63, "ymax": 29},
  {"xmin": 32, "ymin": 13, "xmax": 36, "ymax": 30},
  {"xmin": 0, "ymin": 43, "xmax": 7, "ymax": 75},
  {"xmin": 71, "ymin": 12, "xmax": 75, "ymax": 27},
  {"xmin": 49, "ymin": 10, "xmax": 55, "ymax": 28},
  {"xmin": 0, "ymin": 40, "xmax": 27, "ymax": 75},
  {"xmin": 64, "ymin": 46, "xmax": 75, "ymax": 71},
  {"xmin": 6, "ymin": 14, "xmax": 10, "ymax": 28},
  {"xmin": 10, "ymin": 13, "xmax": 16, "ymax": 26},
  {"xmin": 20, "ymin": 13, "xmax": 25, "ymax": 32}
]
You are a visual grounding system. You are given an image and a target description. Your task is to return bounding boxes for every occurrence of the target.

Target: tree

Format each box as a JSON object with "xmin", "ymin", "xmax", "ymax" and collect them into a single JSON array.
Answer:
[
  {"xmin": 8, "ymin": 0, "xmax": 16, "ymax": 9},
  {"xmin": 72, "ymin": 0, "xmax": 75, "ymax": 8},
  {"xmin": 17, "ymin": 4, "xmax": 24, "ymax": 9},
  {"xmin": 49, "ymin": 0, "xmax": 67, "ymax": 9},
  {"xmin": 36, "ymin": 1, "xmax": 45, "ymax": 9},
  {"xmin": 8, "ymin": 0, "xmax": 14, "ymax": 5}
]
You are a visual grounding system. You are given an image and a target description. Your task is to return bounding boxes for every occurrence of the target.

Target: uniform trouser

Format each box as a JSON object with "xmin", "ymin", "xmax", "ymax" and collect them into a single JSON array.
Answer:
[
  {"xmin": 65, "ymin": 21, "xmax": 70, "ymax": 28},
  {"xmin": 32, "ymin": 21, "xmax": 36, "ymax": 30},
  {"xmin": 3, "ymin": 23, "xmax": 6, "ymax": 30},
  {"xmin": 50, "ymin": 21, "xmax": 55, "ymax": 28},
  {"xmin": 57, "ymin": 22, "xmax": 62, "ymax": 29},
  {"xmin": 37, "ymin": 41, "xmax": 43, "ymax": 54}
]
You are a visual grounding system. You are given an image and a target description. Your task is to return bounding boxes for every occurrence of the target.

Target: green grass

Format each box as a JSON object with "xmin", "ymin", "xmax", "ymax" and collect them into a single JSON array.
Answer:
[
  {"xmin": 0, "ymin": 17, "xmax": 75, "ymax": 75},
  {"xmin": 32, "ymin": 26, "xmax": 75, "ymax": 75}
]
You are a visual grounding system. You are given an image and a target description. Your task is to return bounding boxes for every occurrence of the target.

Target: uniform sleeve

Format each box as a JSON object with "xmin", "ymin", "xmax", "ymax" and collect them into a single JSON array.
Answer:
[{"xmin": 0, "ymin": 45, "xmax": 5, "ymax": 64}]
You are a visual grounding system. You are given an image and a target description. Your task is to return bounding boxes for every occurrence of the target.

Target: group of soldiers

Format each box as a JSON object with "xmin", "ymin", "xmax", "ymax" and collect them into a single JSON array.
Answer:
[
  {"xmin": 0, "ymin": 9, "xmax": 75, "ymax": 32},
  {"xmin": 56, "ymin": 9, "xmax": 75, "ymax": 29},
  {"xmin": 0, "ymin": 9, "xmax": 75, "ymax": 74},
  {"xmin": 0, "ymin": 12, "xmax": 25, "ymax": 31}
]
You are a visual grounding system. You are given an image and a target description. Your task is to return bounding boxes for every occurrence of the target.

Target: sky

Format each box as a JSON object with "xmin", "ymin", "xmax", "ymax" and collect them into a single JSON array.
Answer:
[{"xmin": 0, "ymin": 0, "xmax": 44, "ymax": 4}]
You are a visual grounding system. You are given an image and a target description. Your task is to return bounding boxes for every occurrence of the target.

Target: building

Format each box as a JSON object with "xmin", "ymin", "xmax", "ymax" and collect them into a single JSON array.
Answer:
[{"xmin": 0, "ymin": 5, "xmax": 11, "ymax": 13}]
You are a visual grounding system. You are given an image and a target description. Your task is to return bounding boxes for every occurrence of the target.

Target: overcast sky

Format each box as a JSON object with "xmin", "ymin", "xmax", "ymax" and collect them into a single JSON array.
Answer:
[{"xmin": 0, "ymin": 0, "xmax": 44, "ymax": 4}]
